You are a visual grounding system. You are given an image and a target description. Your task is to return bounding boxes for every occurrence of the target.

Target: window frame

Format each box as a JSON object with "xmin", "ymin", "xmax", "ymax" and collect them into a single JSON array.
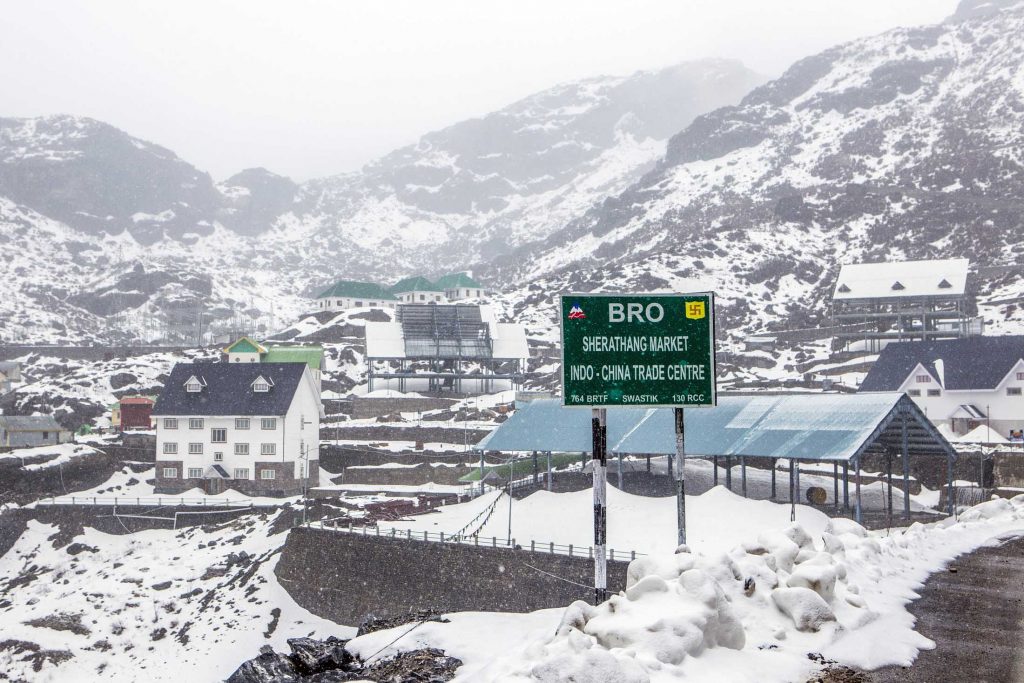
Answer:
[
  {"xmin": 162, "ymin": 442, "xmax": 178, "ymax": 455},
  {"xmin": 233, "ymin": 468, "xmax": 249, "ymax": 480},
  {"xmin": 915, "ymin": 375, "xmax": 931, "ymax": 383},
  {"xmin": 235, "ymin": 418, "xmax": 250, "ymax": 430},
  {"xmin": 260, "ymin": 443, "xmax": 276, "ymax": 456},
  {"xmin": 187, "ymin": 467, "xmax": 203, "ymax": 479},
  {"xmin": 261, "ymin": 418, "xmax": 277, "ymax": 430},
  {"xmin": 163, "ymin": 418, "xmax": 178, "ymax": 430},
  {"xmin": 211, "ymin": 428, "xmax": 227, "ymax": 443},
  {"xmin": 1008, "ymin": 387, "xmax": 1023, "ymax": 397},
  {"xmin": 214, "ymin": 452, "xmax": 224, "ymax": 462},
  {"xmin": 234, "ymin": 442, "xmax": 250, "ymax": 456},
  {"xmin": 188, "ymin": 442, "xmax": 203, "ymax": 455},
  {"xmin": 162, "ymin": 467, "xmax": 178, "ymax": 478},
  {"xmin": 926, "ymin": 389, "xmax": 941, "ymax": 397},
  {"xmin": 907, "ymin": 389, "xmax": 922, "ymax": 397},
  {"xmin": 260, "ymin": 469, "xmax": 277, "ymax": 480},
  {"xmin": 188, "ymin": 418, "xmax": 204, "ymax": 430}
]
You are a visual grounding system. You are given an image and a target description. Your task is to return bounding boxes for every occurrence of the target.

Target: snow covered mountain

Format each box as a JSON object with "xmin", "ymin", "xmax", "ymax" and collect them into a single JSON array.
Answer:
[
  {"xmin": 486, "ymin": 0, "xmax": 1024, "ymax": 346},
  {"xmin": 0, "ymin": 60, "xmax": 764, "ymax": 343}
]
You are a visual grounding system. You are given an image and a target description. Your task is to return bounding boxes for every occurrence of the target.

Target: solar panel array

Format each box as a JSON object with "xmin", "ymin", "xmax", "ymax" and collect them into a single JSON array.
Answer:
[{"xmin": 397, "ymin": 305, "xmax": 492, "ymax": 358}]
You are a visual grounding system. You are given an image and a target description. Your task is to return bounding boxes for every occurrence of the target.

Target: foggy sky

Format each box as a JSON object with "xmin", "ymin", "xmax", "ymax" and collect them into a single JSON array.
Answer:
[{"xmin": 1, "ymin": 1, "xmax": 957, "ymax": 181}]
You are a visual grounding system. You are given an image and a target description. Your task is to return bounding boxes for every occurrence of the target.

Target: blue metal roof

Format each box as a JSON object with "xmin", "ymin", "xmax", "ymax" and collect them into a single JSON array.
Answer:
[{"xmin": 476, "ymin": 394, "xmax": 950, "ymax": 462}]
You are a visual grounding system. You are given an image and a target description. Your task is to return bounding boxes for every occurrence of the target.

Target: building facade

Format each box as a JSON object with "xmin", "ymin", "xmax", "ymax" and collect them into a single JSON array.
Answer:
[
  {"xmin": 0, "ymin": 415, "xmax": 70, "ymax": 450},
  {"xmin": 859, "ymin": 336, "xmax": 1024, "ymax": 436},
  {"xmin": 223, "ymin": 337, "xmax": 325, "ymax": 395},
  {"xmin": 313, "ymin": 272, "xmax": 486, "ymax": 312},
  {"xmin": 315, "ymin": 281, "xmax": 398, "ymax": 313},
  {"xmin": 153, "ymin": 362, "xmax": 322, "ymax": 496}
]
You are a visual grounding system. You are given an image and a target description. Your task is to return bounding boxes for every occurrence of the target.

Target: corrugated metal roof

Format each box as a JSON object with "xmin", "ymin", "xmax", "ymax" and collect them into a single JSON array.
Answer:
[
  {"xmin": 475, "ymin": 394, "xmax": 949, "ymax": 462},
  {"xmin": 152, "ymin": 362, "xmax": 306, "ymax": 417},
  {"xmin": 832, "ymin": 258, "xmax": 969, "ymax": 300},
  {"xmin": 0, "ymin": 415, "xmax": 62, "ymax": 431},
  {"xmin": 264, "ymin": 346, "xmax": 324, "ymax": 370}
]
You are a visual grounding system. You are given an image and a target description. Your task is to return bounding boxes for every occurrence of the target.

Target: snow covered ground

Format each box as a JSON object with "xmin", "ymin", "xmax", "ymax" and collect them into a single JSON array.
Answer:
[{"xmin": 354, "ymin": 494, "xmax": 1024, "ymax": 682}]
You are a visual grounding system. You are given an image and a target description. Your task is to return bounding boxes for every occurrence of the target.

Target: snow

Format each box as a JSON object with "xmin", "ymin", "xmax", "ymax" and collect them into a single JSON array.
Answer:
[
  {"xmin": 955, "ymin": 424, "xmax": 1009, "ymax": 443},
  {"xmin": 0, "ymin": 513, "xmax": 348, "ymax": 681},
  {"xmin": 357, "ymin": 493, "xmax": 1024, "ymax": 682},
  {"xmin": 0, "ymin": 441, "xmax": 99, "ymax": 470}
]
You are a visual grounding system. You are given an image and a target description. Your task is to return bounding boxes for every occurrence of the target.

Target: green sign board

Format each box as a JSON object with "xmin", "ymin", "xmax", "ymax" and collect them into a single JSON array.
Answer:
[{"xmin": 559, "ymin": 293, "xmax": 716, "ymax": 408}]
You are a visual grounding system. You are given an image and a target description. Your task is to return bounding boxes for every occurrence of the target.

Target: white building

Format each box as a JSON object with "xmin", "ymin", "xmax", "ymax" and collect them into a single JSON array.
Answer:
[
  {"xmin": 860, "ymin": 335, "xmax": 1024, "ymax": 436},
  {"xmin": 152, "ymin": 361, "xmax": 323, "ymax": 496},
  {"xmin": 315, "ymin": 280, "xmax": 398, "ymax": 313},
  {"xmin": 391, "ymin": 276, "xmax": 445, "ymax": 304},
  {"xmin": 223, "ymin": 337, "xmax": 326, "ymax": 396}
]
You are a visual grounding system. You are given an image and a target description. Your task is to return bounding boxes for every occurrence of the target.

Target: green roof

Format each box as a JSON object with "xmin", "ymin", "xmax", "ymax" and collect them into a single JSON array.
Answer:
[
  {"xmin": 435, "ymin": 272, "xmax": 483, "ymax": 289},
  {"xmin": 390, "ymin": 276, "xmax": 439, "ymax": 294},
  {"xmin": 317, "ymin": 280, "xmax": 397, "ymax": 300},
  {"xmin": 224, "ymin": 336, "xmax": 267, "ymax": 354},
  {"xmin": 264, "ymin": 346, "xmax": 325, "ymax": 370}
]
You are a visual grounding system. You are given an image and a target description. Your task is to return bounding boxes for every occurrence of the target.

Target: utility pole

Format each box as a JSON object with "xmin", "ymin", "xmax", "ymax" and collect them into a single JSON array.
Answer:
[{"xmin": 674, "ymin": 407, "xmax": 686, "ymax": 546}]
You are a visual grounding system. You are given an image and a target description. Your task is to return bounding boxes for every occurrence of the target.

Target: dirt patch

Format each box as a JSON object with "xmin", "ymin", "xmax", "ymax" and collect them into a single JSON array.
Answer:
[{"xmin": 23, "ymin": 612, "xmax": 91, "ymax": 637}]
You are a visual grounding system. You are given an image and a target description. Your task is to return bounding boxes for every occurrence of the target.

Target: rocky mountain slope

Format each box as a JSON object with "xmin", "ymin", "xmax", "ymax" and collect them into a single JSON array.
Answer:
[
  {"xmin": 0, "ymin": 60, "xmax": 764, "ymax": 345},
  {"xmin": 484, "ymin": 0, "xmax": 1024, "ymax": 351}
]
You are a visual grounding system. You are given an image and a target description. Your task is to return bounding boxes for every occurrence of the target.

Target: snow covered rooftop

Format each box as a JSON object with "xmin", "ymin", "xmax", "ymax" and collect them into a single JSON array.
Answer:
[
  {"xmin": 832, "ymin": 258, "xmax": 969, "ymax": 301},
  {"xmin": 477, "ymin": 394, "xmax": 954, "ymax": 462}
]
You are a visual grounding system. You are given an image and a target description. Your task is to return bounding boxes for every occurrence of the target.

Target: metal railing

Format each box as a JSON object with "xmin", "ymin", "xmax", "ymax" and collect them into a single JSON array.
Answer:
[
  {"xmin": 37, "ymin": 495, "xmax": 280, "ymax": 509},
  {"xmin": 305, "ymin": 518, "xmax": 643, "ymax": 562}
]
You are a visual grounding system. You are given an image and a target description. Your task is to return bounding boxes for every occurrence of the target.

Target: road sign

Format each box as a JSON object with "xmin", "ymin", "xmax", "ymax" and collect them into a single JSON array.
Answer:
[{"xmin": 559, "ymin": 293, "xmax": 716, "ymax": 408}]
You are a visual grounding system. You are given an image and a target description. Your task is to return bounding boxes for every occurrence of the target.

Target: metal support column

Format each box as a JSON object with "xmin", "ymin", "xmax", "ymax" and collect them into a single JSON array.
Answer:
[
  {"xmin": 855, "ymin": 455, "xmax": 863, "ymax": 525},
  {"xmin": 946, "ymin": 451, "xmax": 955, "ymax": 516},
  {"xmin": 674, "ymin": 407, "xmax": 686, "ymax": 547},
  {"xmin": 532, "ymin": 451, "xmax": 538, "ymax": 485},
  {"xmin": 886, "ymin": 452, "xmax": 894, "ymax": 524},
  {"xmin": 740, "ymin": 456, "xmax": 747, "ymax": 498},
  {"xmin": 546, "ymin": 451, "xmax": 552, "ymax": 492},
  {"xmin": 843, "ymin": 462, "xmax": 850, "ymax": 513},
  {"xmin": 725, "ymin": 456, "xmax": 732, "ymax": 491},
  {"xmin": 902, "ymin": 416, "xmax": 911, "ymax": 519},
  {"xmin": 713, "ymin": 456, "xmax": 719, "ymax": 486},
  {"xmin": 833, "ymin": 462, "xmax": 840, "ymax": 512},
  {"xmin": 617, "ymin": 451, "xmax": 623, "ymax": 490},
  {"xmin": 795, "ymin": 461, "xmax": 801, "ymax": 504},
  {"xmin": 789, "ymin": 458, "xmax": 796, "ymax": 522},
  {"xmin": 591, "ymin": 409, "xmax": 608, "ymax": 604},
  {"xmin": 771, "ymin": 459, "xmax": 776, "ymax": 499}
]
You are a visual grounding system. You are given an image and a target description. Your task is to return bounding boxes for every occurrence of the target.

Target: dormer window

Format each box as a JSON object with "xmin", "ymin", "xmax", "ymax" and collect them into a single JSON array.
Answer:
[
  {"xmin": 891, "ymin": 281, "xmax": 905, "ymax": 291},
  {"xmin": 938, "ymin": 278, "xmax": 952, "ymax": 289},
  {"xmin": 184, "ymin": 375, "xmax": 206, "ymax": 393},
  {"xmin": 837, "ymin": 284, "xmax": 851, "ymax": 293},
  {"xmin": 252, "ymin": 375, "xmax": 274, "ymax": 393}
]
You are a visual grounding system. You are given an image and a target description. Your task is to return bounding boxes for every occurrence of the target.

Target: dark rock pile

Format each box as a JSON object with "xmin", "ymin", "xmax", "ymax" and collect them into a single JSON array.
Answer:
[{"xmin": 227, "ymin": 637, "xmax": 462, "ymax": 683}]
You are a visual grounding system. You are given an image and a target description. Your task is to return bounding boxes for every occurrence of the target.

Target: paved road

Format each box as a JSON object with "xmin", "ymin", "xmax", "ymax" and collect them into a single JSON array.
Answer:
[{"xmin": 871, "ymin": 534, "xmax": 1024, "ymax": 683}]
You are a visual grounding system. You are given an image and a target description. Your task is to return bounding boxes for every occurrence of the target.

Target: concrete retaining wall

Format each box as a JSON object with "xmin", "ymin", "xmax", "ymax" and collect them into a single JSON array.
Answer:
[
  {"xmin": 276, "ymin": 527, "xmax": 630, "ymax": 626},
  {"xmin": 350, "ymin": 397, "xmax": 460, "ymax": 419}
]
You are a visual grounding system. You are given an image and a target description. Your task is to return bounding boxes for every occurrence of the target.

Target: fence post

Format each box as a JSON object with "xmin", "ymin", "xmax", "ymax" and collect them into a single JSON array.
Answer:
[
  {"xmin": 407, "ymin": 529, "xmax": 411, "ymax": 540},
  {"xmin": 424, "ymin": 530, "xmax": 428, "ymax": 541},
  {"xmin": 440, "ymin": 532, "xmax": 445, "ymax": 542},
  {"xmin": 550, "ymin": 541, "xmax": 554, "ymax": 554},
  {"xmin": 72, "ymin": 497, "xmax": 76, "ymax": 505},
  {"xmin": 492, "ymin": 536, "xmax": 496, "ymax": 548},
  {"xmin": 531, "ymin": 540, "xmax": 535, "ymax": 552},
  {"xmin": 631, "ymin": 550, "xmax": 635, "ymax": 560},
  {"xmin": 569, "ymin": 544, "xmax": 574, "ymax": 557},
  {"xmin": 610, "ymin": 549, "xmax": 615, "ymax": 562}
]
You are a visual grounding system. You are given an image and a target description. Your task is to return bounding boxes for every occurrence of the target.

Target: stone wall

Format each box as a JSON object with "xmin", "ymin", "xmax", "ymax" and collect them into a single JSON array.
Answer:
[
  {"xmin": 276, "ymin": 526, "xmax": 631, "ymax": 627},
  {"xmin": 350, "ymin": 397, "xmax": 459, "ymax": 419}
]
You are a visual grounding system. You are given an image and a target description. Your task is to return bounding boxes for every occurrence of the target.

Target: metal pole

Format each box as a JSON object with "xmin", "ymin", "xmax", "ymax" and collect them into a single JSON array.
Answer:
[
  {"xmin": 843, "ymin": 462, "xmax": 850, "ymax": 513},
  {"xmin": 771, "ymin": 459, "xmax": 776, "ymax": 499},
  {"xmin": 592, "ymin": 409, "xmax": 608, "ymax": 604},
  {"xmin": 886, "ymin": 452, "xmax": 894, "ymax": 523},
  {"xmin": 674, "ymin": 407, "xmax": 686, "ymax": 547},
  {"xmin": 713, "ymin": 456, "xmax": 718, "ymax": 486},
  {"xmin": 617, "ymin": 451, "xmax": 623, "ymax": 490},
  {"xmin": 947, "ymin": 451, "xmax": 955, "ymax": 516},
  {"xmin": 902, "ymin": 415, "xmax": 911, "ymax": 519},
  {"xmin": 789, "ymin": 458, "xmax": 795, "ymax": 522},
  {"xmin": 546, "ymin": 451, "xmax": 552, "ymax": 492},
  {"xmin": 479, "ymin": 450, "xmax": 485, "ymax": 495},
  {"xmin": 506, "ymin": 456, "xmax": 513, "ymax": 543},
  {"xmin": 725, "ymin": 456, "xmax": 732, "ymax": 491},
  {"xmin": 532, "ymin": 451, "xmax": 538, "ymax": 485},
  {"xmin": 833, "ymin": 462, "xmax": 839, "ymax": 511},
  {"xmin": 740, "ymin": 456, "xmax": 747, "ymax": 498},
  {"xmin": 855, "ymin": 455, "xmax": 863, "ymax": 525},
  {"xmin": 795, "ymin": 460, "xmax": 801, "ymax": 503}
]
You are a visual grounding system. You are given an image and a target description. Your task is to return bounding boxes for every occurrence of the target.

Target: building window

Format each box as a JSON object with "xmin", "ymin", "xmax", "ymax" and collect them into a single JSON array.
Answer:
[
  {"xmin": 233, "ymin": 468, "xmax": 249, "ymax": 479},
  {"xmin": 188, "ymin": 468, "xmax": 203, "ymax": 478},
  {"xmin": 907, "ymin": 389, "xmax": 921, "ymax": 397},
  {"xmin": 186, "ymin": 381, "xmax": 202, "ymax": 393},
  {"xmin": 915, "ymin": 375, "xmax": 931, "ymax": 383},
  {"xmin": 214, "ymin": 452, "xmax": 223, "ymax": 462},
  {"xmin": 926, "ymin": 389, "xmax": 941, "ymax": 397},
  {"xmin": 162, "ymin": 467, "xmax": 177, "ymax": 478},
  {"xmin": 355, "ymin": 301, "xmax": 363, "ymax": 307},
  {"xmin": 260, "ymin": 469, "xmax": 276, "ymax": 480},
  {"xmin": 211, "ymin": 428, "xmax": 227, "ymax": 443},
  {"xmin": 163, "ymin": 442, "xmax": 178, "ymax": 454},
  {"xmin": 1017, "ymin": 372, "xmax": 1024, "ymax": 381},
  {"xmin": 1008, "ymin": 388, "xmax": 1023, "ymax": 396},
  {"xmin": 253, "ymin": 380, "xmax": 269, "ymax": 393},
  {"xmin": 261, "ymin": 443, "xmax": 276, "ymax": 456},
  {"xmin": 261, "ymin": 418, "xmax": 277, "ymax": 430},
  {"xmin": 234, "ymin": 443, "xmax": 249, "ymax": 455},
  {"xmin": 164, "ymin": 418, "xmax": 178, "ymax": 430},
  {"xmin": 189, "ymin": 418, "xmax": 204, "ymax": 429},
  {"xmin": 188, "ymin": 443, "xmax": 203, "ymax": 454},
  {"xmin": 235, "ymin": 418, "xmax": 250, "ymax": 430}
]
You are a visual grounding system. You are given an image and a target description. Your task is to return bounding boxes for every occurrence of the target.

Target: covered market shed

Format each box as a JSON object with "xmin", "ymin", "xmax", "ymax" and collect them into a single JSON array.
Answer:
[{"xmin": 471, "ymin": 393, "xmax": 957, "ymax": 522}]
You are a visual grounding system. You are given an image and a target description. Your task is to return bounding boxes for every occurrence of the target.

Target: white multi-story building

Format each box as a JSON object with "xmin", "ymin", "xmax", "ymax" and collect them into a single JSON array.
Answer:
[
  {"xmin": 152, "ymin": 361, "xmax": 323, "ymax": 496},
  {"xmin": 859, "ymin": 335, "xmax": 1024, "ymax": 436}
]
